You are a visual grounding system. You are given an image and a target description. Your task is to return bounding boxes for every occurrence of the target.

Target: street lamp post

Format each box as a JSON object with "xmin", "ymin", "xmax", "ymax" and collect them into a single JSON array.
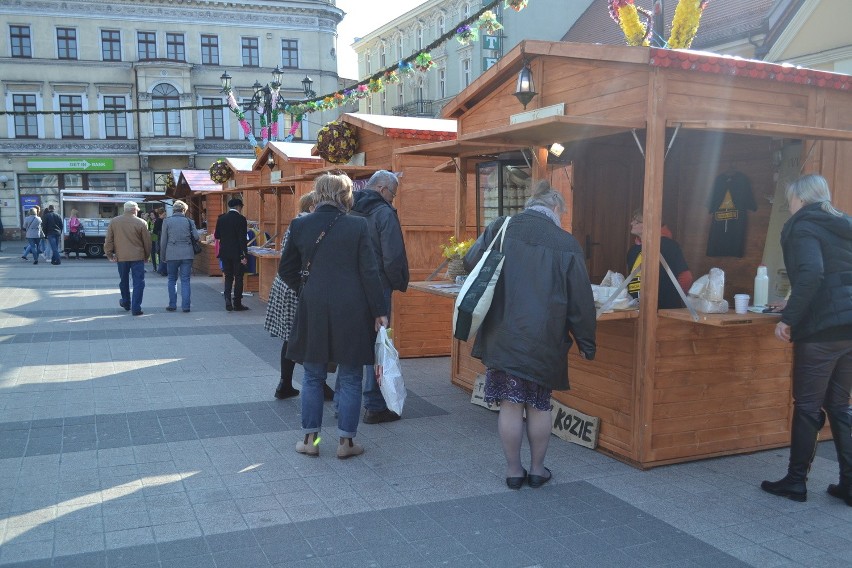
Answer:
[{"xmin": 220, "ymin": 68, "xmax": 317, "ymax": 148}]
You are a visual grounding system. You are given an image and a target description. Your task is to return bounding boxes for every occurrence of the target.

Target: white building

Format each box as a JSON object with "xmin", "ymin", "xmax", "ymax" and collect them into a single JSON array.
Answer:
[
  {"xmin": 0, "ymin": 0, "xmax": 344, "ymax": 233},
  {"xmin": 351, "ymin": 0, "xmax": 594, "ymax": 117}
]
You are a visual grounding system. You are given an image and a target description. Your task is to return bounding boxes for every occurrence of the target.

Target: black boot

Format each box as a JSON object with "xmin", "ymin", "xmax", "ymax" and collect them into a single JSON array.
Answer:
[
  {"xmin": 826, "ymin": 410, "xmax": 852, "ymax": 506},
  {"xmin": 274, "ymin": 343, "xmax": 299, "ymax": 400},
  {"xmin": 761, "ymin": 409, "xmax": 825, "ymax": 502},
  {"xmin": 225, "ymin": 297, "xmax": 233, "ymax": 311},
  {"xmin": 233, "ymin": 299, "xmax": 249, "ymax": 311}
]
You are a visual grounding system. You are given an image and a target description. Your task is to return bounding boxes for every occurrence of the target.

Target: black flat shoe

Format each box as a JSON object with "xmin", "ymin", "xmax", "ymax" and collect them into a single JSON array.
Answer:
[
  {"xmin": 274, "ymin": 387, "xmax": 300, "ymax": 400},
  {"xmin": 506, "ymin": 469, "xmax": 527, "ymax": 490},
  {"xmin": 528, "ymin": 467, "xmax": 552, "ymax": 489}
]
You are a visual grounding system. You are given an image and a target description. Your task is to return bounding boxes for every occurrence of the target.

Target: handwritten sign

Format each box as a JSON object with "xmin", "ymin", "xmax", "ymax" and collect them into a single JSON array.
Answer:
[
  {"xmin": 470, "ymin": 375, "xmax": 499, "ymax": 411},
  {"xmin": 551, "ymin": 400, "xmax": 599, "ymax": 449}
]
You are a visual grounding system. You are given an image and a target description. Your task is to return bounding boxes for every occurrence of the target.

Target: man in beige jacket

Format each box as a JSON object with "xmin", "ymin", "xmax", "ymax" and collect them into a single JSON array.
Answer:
[{"xmin": 105, "ymin": 201, "xmax": 152, "ymax": 316}]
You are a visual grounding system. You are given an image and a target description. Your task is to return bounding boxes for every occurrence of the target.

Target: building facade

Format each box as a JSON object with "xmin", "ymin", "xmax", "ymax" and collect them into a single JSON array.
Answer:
[
  {"xmin": 351, "ymin": 0, "xmax": 594, "ymax": 118},
  {"xmin": 0, "ymin": 0, "xmax": 343, "ymax": 234}
]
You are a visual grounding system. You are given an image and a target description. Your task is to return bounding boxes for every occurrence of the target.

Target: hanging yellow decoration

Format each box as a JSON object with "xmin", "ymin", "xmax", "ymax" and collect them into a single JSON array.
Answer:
[{"xmin": 669, "ymin": 1, "xmax": 709, "ymax": 49}]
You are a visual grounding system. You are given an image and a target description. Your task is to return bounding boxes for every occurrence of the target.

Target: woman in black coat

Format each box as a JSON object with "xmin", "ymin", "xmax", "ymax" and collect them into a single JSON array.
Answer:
[
  {"xmin": 762, "ymin": 174, "xmax": 852, "ymax": 506},
  {"xmin": 463, "ymin": 182, "xmax": 596, "ymax": 490},
  {"xmin": 279, "ymin": 173, "xmax": 387, "ymax": 459}
]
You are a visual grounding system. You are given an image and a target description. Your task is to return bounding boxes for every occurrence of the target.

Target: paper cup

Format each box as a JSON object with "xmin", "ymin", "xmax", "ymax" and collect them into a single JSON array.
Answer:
[{"xmin": 734, "ymin": 294, "xmax": 750, "ymax": 314}]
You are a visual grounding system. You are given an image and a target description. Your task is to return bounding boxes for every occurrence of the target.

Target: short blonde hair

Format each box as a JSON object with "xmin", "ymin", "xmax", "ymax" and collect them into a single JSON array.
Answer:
[
  {"xmin": 298, "ymin": 192, "xmax": 317, "ymax": 213},
  {"xmin": 313, "ymin": 173, "xmax": 353, "ymax": 210},
  {"xmin": 71, "ymin": 209, "xmax": 78, "ymax": 216},
  {"xmin": 172, "ymin": 200, "xmax": 187, "ymax": 213}
]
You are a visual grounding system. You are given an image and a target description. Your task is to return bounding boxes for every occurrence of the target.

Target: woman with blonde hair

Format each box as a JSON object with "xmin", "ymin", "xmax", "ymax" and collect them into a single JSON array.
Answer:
[
  {"xmin": 159, "ymin": 200, "xmax": 199, "ymax": 312},
  {"xmin": 279, "ymin": 173, "xmax": 387, "ymax": 459}
]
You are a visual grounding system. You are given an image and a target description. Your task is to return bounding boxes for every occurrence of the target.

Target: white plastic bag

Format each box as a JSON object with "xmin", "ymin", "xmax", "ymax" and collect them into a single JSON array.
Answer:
[{"xmin": 374, "ymin": 326, "xmax": 406, "ymax": 415}]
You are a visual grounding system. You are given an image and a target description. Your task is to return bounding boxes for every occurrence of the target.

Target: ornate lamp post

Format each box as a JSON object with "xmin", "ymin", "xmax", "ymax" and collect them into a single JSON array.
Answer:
[{"xmin": 220, "ymin": 67, "xmax": 316, "ymax": 148}]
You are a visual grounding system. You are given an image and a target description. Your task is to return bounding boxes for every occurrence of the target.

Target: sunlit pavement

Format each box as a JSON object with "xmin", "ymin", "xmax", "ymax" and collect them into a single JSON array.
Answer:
[{"xmin": 0, "ymin": 240, "xmax": 849, "ymax": 568}]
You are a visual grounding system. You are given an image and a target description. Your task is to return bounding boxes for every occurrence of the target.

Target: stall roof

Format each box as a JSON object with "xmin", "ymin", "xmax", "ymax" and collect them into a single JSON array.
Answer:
[
  {"xmin": 668, "ymin": 120, "xmax": 852, "ymax": 142},
  {"xmin": 224, "ymin": 158, "xmax": 256, "ymax": 172},
  {"xmin": 266, "ymin": 141, "xmax": 317, "ymax": 160},
  {"xmin": 177, "ymin": 170, "xmax": 221, "ymax": 194},
  {"xmin": 340, "ymin": 113, "xmax": 457, "ymax": 140},
  {"xmin": 304, "ymin": 164, "xmax": 389, "ymax": 178}
]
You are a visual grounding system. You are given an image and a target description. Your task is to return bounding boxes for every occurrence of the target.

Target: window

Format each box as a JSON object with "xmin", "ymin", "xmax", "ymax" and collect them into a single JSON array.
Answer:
[
  {"xmin": 59, "ymin": 95, "xmax": 84, "ymax": 138},
  {"xmin": 438, "ymin": 15, "xmax": 445, "ymax": 36},
  {"xmin": 281, "ymin": 39, "xmax": 298, "ymax": 68},
  {"xmin": 101, "ymin": 30, "xmax": 121, "ymax": 61},
  {"xmin": 138, "ymin": 32, "xmax": 156, "ymax": 60},
  {"xmin": 57, "ymin": 28, "xmax": 78, "ymax": 60},
  {"xmin": 380, "ymin": 43, "xmax": 386, "ymax": 67},
  {"xmin": 152, "ymin": 83, "xmax": 181, "ymax": 137},
  {"xmin": 381, "ymin": 91, "xmax": 386, "ymax": 114},
  {"xmin": 166, "ymin": 33, "xmax": 185, "ymax": 62},
  {"xmin": 19, "ymin": 174, "xmax": 128, "ymax": 193},
  {"xmin": 439, "ymin": 69, "xmax": 446, "ymax": 98},
  {"xmin": 463, "ymin": 3, "xmax": 470, "ymax": 18},
  {"xmin": 241, "ymin": 37, "xmax": 259, "ymax": 66},
  {"xmin": 462, "ymin": 59, "xmax": 471, "ymax": 88},
  {"xmin": 12, "ymin": 94, "xmax": 38, "ymax": 138},
  {"xmin": 201, "ymin": 35, "xmax": 219, "ymax": 65},
  {"xmin": 202, "ymin": 97, "xmax": 223, "ymax": 138},
  {"xmin": 10, "ymin": 25, "xmax": 32, "ymax": 58},
  {"xmin": 103, "ymin": 96, "xmax": 127, "ymax": 139},
  {"xmin": 398, "ymin": 87, "xmax": 404, "ymax": 106},
  {"xmin": 416, "ymin": 26, "xmax": 423, "ymax": 51},
  {"xmin": 365, "ymin": 53, "xmax": 371, "ymax": 75},
  {"xmin": 396, "ymin": 36, "xmax": 403, "ymax": 60}
]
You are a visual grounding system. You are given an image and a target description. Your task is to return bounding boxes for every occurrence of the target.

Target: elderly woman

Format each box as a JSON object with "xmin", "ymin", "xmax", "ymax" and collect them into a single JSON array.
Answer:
[
  {"xmin": 22, "ymin": 208, "xmax": 44, "ymax": 264},
  {"xmin": 159, "ymin": 200, "xmax": 199, "ymax": 313},
  {"xmin": 761, "ymin": 174, "xmax": 852, "ymax": 506},
  {"xmin": 279, "ymin": 173, "xmax": 387, "ymax": 459},
  {"xmin": 463, "ymin": 181, "xmax": 596, "ymax": 489}
]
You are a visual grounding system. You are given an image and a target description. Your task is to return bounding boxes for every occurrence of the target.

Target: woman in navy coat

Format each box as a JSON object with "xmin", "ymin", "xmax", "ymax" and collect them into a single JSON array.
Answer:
[{"xmin": 279, "ymin": 173, "xmax": 387, "ymax": 459}]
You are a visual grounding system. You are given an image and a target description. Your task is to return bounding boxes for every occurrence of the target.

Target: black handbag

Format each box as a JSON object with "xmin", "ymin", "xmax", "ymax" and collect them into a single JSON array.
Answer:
[{"xmin": 186, "ymin": 217, "xmax": 202, "ymax": 254}]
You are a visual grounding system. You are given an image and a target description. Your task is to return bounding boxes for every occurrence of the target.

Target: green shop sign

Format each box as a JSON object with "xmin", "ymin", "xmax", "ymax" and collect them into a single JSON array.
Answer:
[{"xmin": 27, "ymin": 158, "xmax": 114, "ymax": 172}]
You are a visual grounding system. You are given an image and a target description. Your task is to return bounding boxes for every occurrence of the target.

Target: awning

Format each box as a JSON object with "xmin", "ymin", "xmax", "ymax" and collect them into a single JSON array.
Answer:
[
  {"xmin": 462, "ymin": 115, "xmax": 646, "ymax": 147},
  {"xmin": 177, "ymin": 170, "xmax": 221, "ymax": 195},
  {"xmin": 304, "ymin": 165, "xmax": 389, "ymax": 178},
  {"xmin": 395, "ymin": 139, "xmax": 517, "ymax": 158},
  {"xmin": 667, "ymin": 120, "xmax": 852, "ymax": 142}
]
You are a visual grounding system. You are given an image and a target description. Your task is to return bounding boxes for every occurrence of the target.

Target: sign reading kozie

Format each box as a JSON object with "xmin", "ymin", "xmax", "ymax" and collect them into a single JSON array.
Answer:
[{"xmin": 550, "ymin": 400, "xmax": 599, "ymax": 449}]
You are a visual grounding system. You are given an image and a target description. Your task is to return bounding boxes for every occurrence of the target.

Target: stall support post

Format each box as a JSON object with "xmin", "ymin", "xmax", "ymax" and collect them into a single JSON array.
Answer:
[
  {"xmin": 274, "ymin": 189, "xmax": 281, "ymax": 251},
  {"xmin": 455, "ymin": 157, "xmax": 468, "ymax": 238},
  {"xmin": 533, "ymin": 146, "xmax": 549, "ymax": 184},
  {"xmin": 634, "ymin": 68, "xmax": 667, "ymax": 465}
]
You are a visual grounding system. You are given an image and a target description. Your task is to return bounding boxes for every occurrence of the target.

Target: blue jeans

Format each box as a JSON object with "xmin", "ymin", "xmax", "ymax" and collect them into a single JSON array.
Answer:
[
  {"xmin": 167, "ymin": 259, "xmax": 193, "ymax": 310},
  {"xmin": 363, "ymin": 287, "xmax": 393, "ymax": 412},
  {"xmin": 302, "ymin": 362, "xmax": 363, "ymax": 438},
  {"xmin": 23, "ymin": 238, "xmax": 40, "ymax": 259},
  {"xmin": 117, "ymin": 260, "xmax": 145, "ymax": 313},
  {"xmin": 47, "ymin": 233, "xmax": 61, "ymax": 263}
]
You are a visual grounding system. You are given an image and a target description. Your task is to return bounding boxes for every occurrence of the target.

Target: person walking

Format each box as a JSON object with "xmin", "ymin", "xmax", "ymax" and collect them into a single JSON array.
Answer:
[
  {"xmin": 159, "ymin": 200, "xmax": 198, "ymax": 313},
  {"xmin": 22, "ymin": 208, "xmax": 43, "ymax": 264},
  {"xmin": 463, "ymin": 182, "xmax": 596, "ymax": 489},
  {"xmin": 152, "ymin": 208, "xmax": 166, "ymax": 275},
  {"xmin": 279, "ymin": 173, "xmax": 387, "ymax": 459},
  {"xmin": 214, "ymin": 197, "xmax": 250, "ymax": 311},
  {"xmin": 105, "ymin": 201, "xmax": 152, "ymax": 316},
  {"xmin": 42, "ymin": 205, "xmax": 64, "ymax": 265},
  {"xmin": 761, "ymin": 174, "xmax": 852, "ymax": 506},
  {"xmin": 351, "ymin": 170, "xmax": 410, "ymax": 424},
  {"xmin": 266, "ymin": 192, "xmax": 317, "ymax": 400}
]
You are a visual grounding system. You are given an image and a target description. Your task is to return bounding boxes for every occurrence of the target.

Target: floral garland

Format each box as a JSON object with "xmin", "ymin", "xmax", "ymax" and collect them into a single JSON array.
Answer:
[
  {"xmin": 164, "ymin": 173, "xmax": 176, "ymax": 193},
  {"xmin": 505, "ymin": 0, "xmax": 528, "ymax": 12},
  {"xmin": 669, "ymin": 1, "xmax": 710, "ymax": 49},
  {"xmin": 609, "ymin": 0, "xmax": 709, "ymax": 49},
  {"xmin": 478, "ymin": 10, "xmax": 503, "ymax": 35},
  {"xmin": 413, "ymin": 53, "xmax": 434, "ymax": 72},
  {"xmin": 456, "ymin": 25, "xmax": 478, "ymax": 46},
  {"xmin": 209, "ymin": 159, "xmax": 233, "ymax": 184},
  {"xmin": 316, "ymin": 122, "xmax": 357, "ymax": 164}
]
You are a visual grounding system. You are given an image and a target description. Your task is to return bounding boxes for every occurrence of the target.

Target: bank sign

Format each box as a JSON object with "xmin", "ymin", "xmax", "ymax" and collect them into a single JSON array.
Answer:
[{"xmin": 27, "ymin": 158, "xmax": 114, "ymax": 172}]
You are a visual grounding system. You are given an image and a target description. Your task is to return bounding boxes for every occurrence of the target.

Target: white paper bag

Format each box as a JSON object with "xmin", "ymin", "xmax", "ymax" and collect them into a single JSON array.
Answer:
[{"xmin": 375, "ymin": 326, "xmax": 406, "ymax": 415}]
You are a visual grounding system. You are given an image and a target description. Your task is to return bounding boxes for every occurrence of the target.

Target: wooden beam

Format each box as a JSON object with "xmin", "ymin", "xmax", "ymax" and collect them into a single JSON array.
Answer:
[
  {"xmin": 456, "ymin": 158, "xmax": 468, "ymax": 239},
  {"xmin": 667, "ymin": 119, "xmax": 852, "ymax": 142}
]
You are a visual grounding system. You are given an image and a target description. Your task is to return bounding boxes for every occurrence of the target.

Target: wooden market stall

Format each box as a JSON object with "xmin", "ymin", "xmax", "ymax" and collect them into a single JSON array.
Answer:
[
  {"xmin": 305, "ymin": 113, "xmax": 463, "ymax": 358},
  {"xmin": 175, "ymin": 169, "xmax": 226, "ymax": 276},
  {"xmin": 246, "ymin": 142, "xmax": 321, "ymax": 301},
  {"xmin": 398, "ymin": 40, "xmax": 852, "ymax": 468}
]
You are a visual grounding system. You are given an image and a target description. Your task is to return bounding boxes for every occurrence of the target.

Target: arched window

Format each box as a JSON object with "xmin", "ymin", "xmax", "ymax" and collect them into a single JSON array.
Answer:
[
  {"xmin": 396, "ymin": 35, "xmax": 403, "ymax": 60},
  {"xmin": 152, "ymin": 83, "xmax": 180, "ymax": 137},
  {"xmin": 438, "ymin": 15, "xmax": 445, "ymax": 36}
]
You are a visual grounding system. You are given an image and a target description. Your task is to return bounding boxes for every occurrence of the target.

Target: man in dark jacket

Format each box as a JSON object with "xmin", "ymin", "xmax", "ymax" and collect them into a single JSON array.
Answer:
[
  {"xmin": 214, "ymin": 197, "xmax": 249, "ymax": 311},
  {"xmin": 42, "ymin": 205, "xmax": 64, "ymax": 265},
  {"xmin": 351, "ymin": 170, "xmax": 409, "ymax": 424}
]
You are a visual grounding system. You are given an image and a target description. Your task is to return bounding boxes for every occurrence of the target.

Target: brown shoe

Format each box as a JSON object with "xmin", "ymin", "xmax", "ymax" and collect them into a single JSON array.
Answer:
[
  {"xmin": 296, "ymin": 433, "xmax": 319, "ymax": 456},
  {"xmin": 337, "ymin": 438, "xmax": 364, "ymax": 459}
]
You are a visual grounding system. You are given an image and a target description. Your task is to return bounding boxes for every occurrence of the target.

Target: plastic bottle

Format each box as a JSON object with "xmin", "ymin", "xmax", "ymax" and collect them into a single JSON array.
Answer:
[{"xmin": 754, "ymin": 265, "xmax": 769, "ymax": 307}]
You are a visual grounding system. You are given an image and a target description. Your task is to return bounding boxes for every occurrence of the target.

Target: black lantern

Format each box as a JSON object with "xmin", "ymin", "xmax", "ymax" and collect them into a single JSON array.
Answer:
[
  {"xmin": 301, "ymin": 75, "xmax": 316, "ymax": 98},
  {"xmin": 219, "ymin": 71, "xmax": 232, "ymax": 91},
  {"xmin": 513, "ymin": 61, "xmax": 537, "ymax": 110}
]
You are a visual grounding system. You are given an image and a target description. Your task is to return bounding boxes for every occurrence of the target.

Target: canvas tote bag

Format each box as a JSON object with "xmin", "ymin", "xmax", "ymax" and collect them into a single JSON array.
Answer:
[{"xmin": 453, "ymin": 216, "xmax": 511, "ymax": 341}]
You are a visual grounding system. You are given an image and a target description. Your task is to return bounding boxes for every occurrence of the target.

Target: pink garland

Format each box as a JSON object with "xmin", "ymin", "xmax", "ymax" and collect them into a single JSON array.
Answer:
[
  {"xmin": 239, "ymin": 119, "xmax": 251, "ymax": 135},
  {"xmin": 271, "ymin": 123, "xmax": 279, "ymax": 138}
]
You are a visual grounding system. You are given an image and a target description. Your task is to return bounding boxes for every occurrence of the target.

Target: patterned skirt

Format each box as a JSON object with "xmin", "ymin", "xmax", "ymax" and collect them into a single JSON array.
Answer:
[
  {"xmin": 264, "ymin": 275, "xmax": 299, "ymax": 341},
  {"xmin": 483, "ymin": 368, "xmax": 553, "ymax": 412}
]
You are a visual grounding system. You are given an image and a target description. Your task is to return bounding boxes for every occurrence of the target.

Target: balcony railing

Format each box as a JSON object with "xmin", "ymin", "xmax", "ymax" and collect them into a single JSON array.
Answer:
[{"xmin": 391, "ymin": 99, "xmax": 435, "ymax": 118}]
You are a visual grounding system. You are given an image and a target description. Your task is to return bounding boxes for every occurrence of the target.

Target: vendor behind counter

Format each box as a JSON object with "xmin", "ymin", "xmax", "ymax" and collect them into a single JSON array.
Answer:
[{"xmin": 626, "ymin": 210, "xmax": 693, "ymax": 309}]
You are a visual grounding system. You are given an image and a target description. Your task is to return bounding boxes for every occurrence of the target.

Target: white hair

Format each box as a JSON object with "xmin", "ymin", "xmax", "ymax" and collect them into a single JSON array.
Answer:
[{"xmin": 123, "ymin": 201, "xmax": 139, "ymax": 214}]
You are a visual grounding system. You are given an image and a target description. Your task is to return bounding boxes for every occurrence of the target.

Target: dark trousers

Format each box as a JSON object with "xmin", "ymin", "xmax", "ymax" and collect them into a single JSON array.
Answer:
[
  {"xmin": 221, "ymin": 257, "xmax": 244, "ymax": 301},
  {"xmin": 793, "ymin": 339, "xmax": 852, "ymax": 421}
]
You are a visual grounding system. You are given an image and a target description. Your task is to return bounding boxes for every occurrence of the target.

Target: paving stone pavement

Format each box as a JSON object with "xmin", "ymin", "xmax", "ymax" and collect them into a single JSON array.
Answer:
[{"xmin": 0, "ymin": 241, "xmax": 850, "ymax": 568}]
